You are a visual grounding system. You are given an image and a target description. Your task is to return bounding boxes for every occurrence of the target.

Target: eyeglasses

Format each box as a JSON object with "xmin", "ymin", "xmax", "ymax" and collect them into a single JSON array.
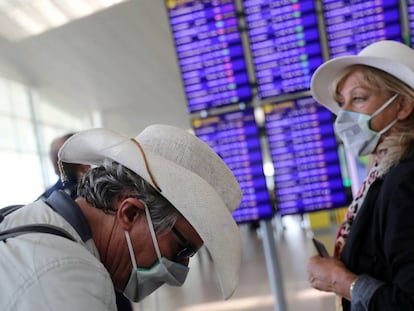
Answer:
[{"xmin": 171, "ymin": 226, "xmax": 198, "ymax": 261}]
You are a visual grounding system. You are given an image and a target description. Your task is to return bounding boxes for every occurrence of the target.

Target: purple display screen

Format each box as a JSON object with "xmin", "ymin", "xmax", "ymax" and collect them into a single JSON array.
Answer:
[
  {"xmin": 243, "ymin": 0, "xmax": 324, "ymax": 98},
  {"xmin": 408, "ymin": 0, "xmax": 414, "ymax": 46},
  {"xmin": 166, "ymin": 0, "xmax": 252, "ymax": 113},
  {"xmin": 323, "ymin": 0, "xmax": 402, "ymax": 57},
  {"xmin": 192, "ymin": 109, "xmax": 274, "ymax": 223},
  {"xmin": 264, "ymin": 97, "xmax": 349, "ymax": 216}
]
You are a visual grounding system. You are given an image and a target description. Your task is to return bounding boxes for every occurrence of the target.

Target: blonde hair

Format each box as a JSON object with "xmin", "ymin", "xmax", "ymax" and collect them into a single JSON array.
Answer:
[{"xmin": 331, "ymin": 65, "xmax": 414, "ymax": 173}]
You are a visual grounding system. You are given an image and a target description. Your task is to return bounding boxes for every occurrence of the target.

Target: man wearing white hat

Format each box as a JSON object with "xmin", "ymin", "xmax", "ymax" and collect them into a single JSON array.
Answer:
[{"xmin": 0, "ymin": 124, "xmax": 242, "ymax": 310}]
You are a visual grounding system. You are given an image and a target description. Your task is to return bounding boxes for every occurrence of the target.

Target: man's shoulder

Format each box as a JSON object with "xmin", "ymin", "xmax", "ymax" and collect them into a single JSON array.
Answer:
[
  {"xmin": 0, "ymin": 200, "xmax": 99, "ymax": 264},
  {"xmin": 0, "ymin": 237, "xmax": 114, "ymax": 310}
]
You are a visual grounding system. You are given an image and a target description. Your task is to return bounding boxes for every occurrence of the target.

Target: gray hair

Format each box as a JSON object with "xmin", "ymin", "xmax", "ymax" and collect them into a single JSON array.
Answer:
[
  {"xmin": 77, "ymin": 159, "xmax": 179, "ymax": 232},
  {"xmin": 332, "ymin": 65, "xmax": 414, "ymax": 174}
]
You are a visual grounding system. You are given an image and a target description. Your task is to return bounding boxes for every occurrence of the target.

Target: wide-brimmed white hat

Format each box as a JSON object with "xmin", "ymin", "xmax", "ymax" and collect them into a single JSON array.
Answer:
[
  {"xmin": 58, "ymin": 124, "xmax": 242, "ymax": 299},
  {"xmin": 311, "ymin": 40, "xmax": 414, "ymax": 114}
]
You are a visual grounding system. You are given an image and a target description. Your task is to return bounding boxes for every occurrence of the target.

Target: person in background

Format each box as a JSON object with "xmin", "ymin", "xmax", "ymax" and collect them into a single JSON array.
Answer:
[
  {"xmin": 0, "ymin": 124, "xmax": 242, "ymax": 310},
  {"xmin": 39, "ymin": 132, "xmax": 89, "ymax": 200},
  {"xmin": 306, "ymin": 40, "xmax": 414, "ymax": 311},
  {"xmin": 38, "ymin": 132, "xmax": 133, "ymax": 311}
]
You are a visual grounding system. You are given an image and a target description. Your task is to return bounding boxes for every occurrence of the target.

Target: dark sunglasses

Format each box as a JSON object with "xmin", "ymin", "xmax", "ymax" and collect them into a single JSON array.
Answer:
[{"xmin": 171, "ymin": 226, "xmax": 198, "ymax": 261}]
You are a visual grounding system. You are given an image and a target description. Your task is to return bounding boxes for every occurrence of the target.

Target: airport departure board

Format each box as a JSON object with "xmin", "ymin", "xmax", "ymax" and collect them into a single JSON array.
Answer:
[
  {"xmin": 243, "ymin": 0, "xmax": 324, "ymax": 99},
  {"xmin": 192, "ymin": 109, "xmax": 273, "ymax": 223},
  {"xmin": 408, "ymin": 0, "xmax": 414, "ymax": 45},
  {"xmin": 264, "ymin": 97, "xmax": 348, "ymax": 215},
  {"xmin": 322, "ymin": 0, "xmax": 402, "ymax": 57},
  {"xmin": 164, "ymin": 0, "xmax": 410, "ymax": 217},
  {"xmin": 166, "ymin": 0, "xmax": 252, "ymax": 113}
]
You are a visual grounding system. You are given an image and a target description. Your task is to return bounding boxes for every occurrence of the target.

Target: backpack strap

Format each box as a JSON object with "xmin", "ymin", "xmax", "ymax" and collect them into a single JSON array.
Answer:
[
  {"xmin": 0, "ymin": 205, "xmax": 24, "ymax": 223},
  {"xmin": 0, "ymin": 204, "xmax": 75, "ymax": 242},
  {"xmin": 0, "ymin": 224, "xmax": 76, "ymax": 242}
]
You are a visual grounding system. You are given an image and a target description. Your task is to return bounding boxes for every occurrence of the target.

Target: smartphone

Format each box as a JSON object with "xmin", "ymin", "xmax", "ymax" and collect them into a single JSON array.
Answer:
[{"xmin": 312, "ymin": 238, "xmax": 330, "ymax": 257}]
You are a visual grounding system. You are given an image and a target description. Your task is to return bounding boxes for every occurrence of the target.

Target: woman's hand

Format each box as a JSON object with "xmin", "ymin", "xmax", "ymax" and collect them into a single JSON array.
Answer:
[{"xmin": 307, "ymin": 255, "xmax": 357, "ymax": 300}]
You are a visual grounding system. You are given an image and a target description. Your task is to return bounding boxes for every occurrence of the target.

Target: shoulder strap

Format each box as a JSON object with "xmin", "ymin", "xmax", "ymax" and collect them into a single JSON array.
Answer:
[
  {"xmin": 0, "ymin": 204, "xmax": 75, "ymax": 242},
  {"xmin": 0, "ymin": 224, "xmax": 76, "ymax": 242},
  {"xmin": 0, "ymin": 205, "xmax": 24, "ymax": 223}
]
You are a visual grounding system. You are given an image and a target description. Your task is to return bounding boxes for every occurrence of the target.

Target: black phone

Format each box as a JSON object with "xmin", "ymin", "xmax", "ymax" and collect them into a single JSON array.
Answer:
[{"xmin": 312, "ymin": 238, "xmax": 330, "ymax": 257}]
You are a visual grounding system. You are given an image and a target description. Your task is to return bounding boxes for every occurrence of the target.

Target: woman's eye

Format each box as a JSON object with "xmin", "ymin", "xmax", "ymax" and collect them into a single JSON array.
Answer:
[{"xmin": 353, "ymin": 96, "xmax": 365, "ymax": 103}]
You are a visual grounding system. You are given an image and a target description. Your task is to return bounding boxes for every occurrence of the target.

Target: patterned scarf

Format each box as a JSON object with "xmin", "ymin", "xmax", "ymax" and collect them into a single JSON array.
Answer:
[{"xmin": 334, "ymin": 158, "xmax": 382, "ymax": 310}]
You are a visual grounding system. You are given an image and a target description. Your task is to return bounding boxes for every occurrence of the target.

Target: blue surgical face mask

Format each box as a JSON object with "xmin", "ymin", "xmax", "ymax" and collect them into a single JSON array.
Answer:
[
  {"xmin": 122, "ymin": 203, "xmax": 189, "ymax": 302},
  {"xmin": 334, "ymin": 93, "xmax": 399, "ymax": 157}
]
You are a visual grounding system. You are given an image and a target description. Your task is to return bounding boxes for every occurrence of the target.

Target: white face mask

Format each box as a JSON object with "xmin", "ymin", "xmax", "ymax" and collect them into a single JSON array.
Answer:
[
  {"xmin": 334, "ymin": 93, "xmax": 399, "ymax": 157},
  {"xmin": 122, "ymin": 203, "xmax": 189, "ymax": 302}
]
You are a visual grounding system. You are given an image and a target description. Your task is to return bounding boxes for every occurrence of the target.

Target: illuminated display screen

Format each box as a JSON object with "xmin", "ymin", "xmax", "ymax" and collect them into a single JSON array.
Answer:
[
  {"xmin": 192, "ymin": 109, "xmax": 274, "ymax": 223},
  {"xmin": 243, "ymin": 0, "xmax": 323, "ymax": 99},
  {"xmin": 166, "ymin": 0, "xmax": 252, "ymax": 113},
  {"xmin": 264, "ymin": 97, "xmax": 348, "ymax": 215},
  {"xmin": 408, "ymin": 0, "xmax": 414, "ymax": 45},
  {"xmin": 322, "ymin": 0, "xmax": 402, "ymax": 57}
]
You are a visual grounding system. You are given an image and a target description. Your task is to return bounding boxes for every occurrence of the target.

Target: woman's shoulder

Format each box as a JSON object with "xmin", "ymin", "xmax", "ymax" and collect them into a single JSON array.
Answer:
[{"xmin": 382, "ymin": 156, "xmax": 414, "ymax": 187}]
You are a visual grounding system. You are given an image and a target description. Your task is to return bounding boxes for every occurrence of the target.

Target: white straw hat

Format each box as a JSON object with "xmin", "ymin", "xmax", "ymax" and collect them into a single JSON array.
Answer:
[
  {"xmin": 58, "ymin": 124, "xmax": 242, "ymax": 299},
  {"xmin": 311, "ymin": 40, "xmax": 414, "ymax": 114}
]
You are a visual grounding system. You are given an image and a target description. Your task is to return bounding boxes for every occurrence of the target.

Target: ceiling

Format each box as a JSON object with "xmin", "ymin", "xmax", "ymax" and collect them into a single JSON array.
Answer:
[{"xmin": 0, "ymin": 0, "xmax": 191, "ymax": 136}]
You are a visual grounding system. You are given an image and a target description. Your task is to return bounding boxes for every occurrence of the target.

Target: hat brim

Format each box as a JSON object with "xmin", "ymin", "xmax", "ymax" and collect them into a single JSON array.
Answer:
[
  {"xmin": 58, "ymin": 128, "xmax": 241, "ymax": 299},
  {"xmin": 311, "ymin": 55, "xmax": 414, "ymax": 115}
]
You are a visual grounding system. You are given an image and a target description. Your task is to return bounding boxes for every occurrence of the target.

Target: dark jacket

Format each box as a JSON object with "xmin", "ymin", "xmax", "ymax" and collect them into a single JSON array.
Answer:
[
  {"xmin": 341, "ymin": 153, "xmax": 414, "ymax": 310},
  {"xmin": 39, "ymin": 178, "xmax": 78, "ymax": 200}
]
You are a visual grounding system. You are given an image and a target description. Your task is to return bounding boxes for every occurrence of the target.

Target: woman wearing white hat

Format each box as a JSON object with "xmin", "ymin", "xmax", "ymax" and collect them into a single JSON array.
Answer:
[{"xmin": 307, "ymin": 40, "xmax": 414, "ymax": 311}]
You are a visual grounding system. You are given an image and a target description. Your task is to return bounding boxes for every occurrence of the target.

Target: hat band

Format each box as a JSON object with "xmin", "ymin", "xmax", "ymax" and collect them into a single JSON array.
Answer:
[
  {"xmin": 58, "ymin": 160, "xmax": 67, "ymax": 183},
  {"xmin": 130, "ymin": 138, "xmax": 162, "ymax": 193}
]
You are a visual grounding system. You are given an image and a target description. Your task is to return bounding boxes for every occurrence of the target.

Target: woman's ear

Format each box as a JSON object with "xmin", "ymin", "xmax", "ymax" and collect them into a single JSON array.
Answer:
[
  {"xmin": 117, "ymin": 198, "xmax": 146, "ymax": 230},
  {"xmin": 397, "ymin": 97, "xmax": 414, "ymax": 120}
]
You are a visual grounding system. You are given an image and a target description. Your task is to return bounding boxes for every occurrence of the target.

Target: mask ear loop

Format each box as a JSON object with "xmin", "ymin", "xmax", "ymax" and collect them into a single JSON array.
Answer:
[
  {"xmin": 124, "ymin": 201, "xmax": 163, "ymax": 268},
  {"xmin": 370, "ymin": 93, "xmax": 399, "ymax": 118},
  {"xmin": 125, "ymin": 231, "xmax": 138, "ymax": 270},
  {"xmin": 378, "ymin": 118, "xmax": 399, "ymax": 135},
  {"xmin": 143, "ymin": 202, "xmax": 162, "ymax": 260},
  {"xmin": 370, "ymin": 93, "xmax": 400, "ymax": 134}
]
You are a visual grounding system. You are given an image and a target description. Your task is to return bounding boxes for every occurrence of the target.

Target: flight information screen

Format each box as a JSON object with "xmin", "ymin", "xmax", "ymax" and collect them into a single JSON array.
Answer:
[
  {"xmin": 408, "ymin": 0, "xmax": 414, "ymax": 46},
  {"xmin": 192, "ymin": 109, "xmax": 274, "ymax": 223},
  {"xmin": 166, "ymin": 0, "xmax": 252, "ymax": 113},
  {"xmin": 322, "ymin": 0, "xmax": 402, "ymax": 57},
  {"xmin": 264, "ymin": 97, "xmax": 348, "ymax": 215},
  {"xmin": 243, "ymin": 0, "xmax": 324, "ymax": 99}
]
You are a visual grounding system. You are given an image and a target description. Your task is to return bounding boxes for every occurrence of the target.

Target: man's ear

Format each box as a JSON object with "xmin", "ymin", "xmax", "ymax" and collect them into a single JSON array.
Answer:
[
  {"xmin": 117, "ymin": 198, "xmax": 146, "ymax": 230},
  {"xmin": 398, "ymin": 98, "xmax": 414, "ymax": 120}
]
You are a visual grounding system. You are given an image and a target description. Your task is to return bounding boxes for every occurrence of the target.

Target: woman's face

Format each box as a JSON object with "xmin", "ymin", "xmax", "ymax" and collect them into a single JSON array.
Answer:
[{"xmin": 337, "ymin": 70, "xmax": 399, "ymax": 132}]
